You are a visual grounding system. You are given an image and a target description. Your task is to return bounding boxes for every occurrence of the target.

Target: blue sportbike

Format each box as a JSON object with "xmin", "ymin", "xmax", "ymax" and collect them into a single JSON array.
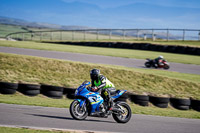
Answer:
[{"xmin": 69, "ymin": 81, "xmax": 132, "ymax": 123}]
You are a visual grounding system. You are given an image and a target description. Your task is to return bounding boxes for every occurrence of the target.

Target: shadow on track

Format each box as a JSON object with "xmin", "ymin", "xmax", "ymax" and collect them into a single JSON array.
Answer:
[{"xmin": 26, "ymin": 113, "xmax": 115, "ymax": 123}]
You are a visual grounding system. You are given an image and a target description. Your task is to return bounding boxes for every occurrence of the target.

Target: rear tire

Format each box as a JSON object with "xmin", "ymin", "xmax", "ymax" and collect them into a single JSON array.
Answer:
[
  {"xmin": 145, "ymin": 62, "xmax": 151, "ymax": 68},
  {"xmin": 112, "ymin": 102, "xmax": 132, "ymax": 123},
  {"xmin": 70, "ymin": 100, "xmax": 88, "ymax": 120}
]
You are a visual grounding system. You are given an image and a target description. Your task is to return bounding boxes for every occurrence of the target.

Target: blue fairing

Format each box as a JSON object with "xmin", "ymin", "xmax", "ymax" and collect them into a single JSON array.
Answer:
[
  {"xmin": 74, "ymin": 81, "xmax": 126, "ymax": 113},
  {"xmin": 112, "ymin": 90, "xmax": 127, "ymax": 99}
]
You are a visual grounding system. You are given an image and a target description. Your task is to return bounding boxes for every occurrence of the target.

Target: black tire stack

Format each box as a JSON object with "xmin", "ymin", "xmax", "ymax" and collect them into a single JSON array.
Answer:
[
  {"xmin": 41, "ymin": 84, "xmax": 63, "ymax": 99},
  {"xmin": 170, "ymin": 98, "xmax": 191, "ymax": 110},
  {"xmin": 149, "ymin": 96, "xmax": 170, "ymax": 108},
  {"xmin": 191, "ymin": 99, "xmax": 200, "ymax": 112},
  {"xmin": 18, "ymin": 83, "xmax": 40, "ymax": 96},
  {"xmin": 64, "ymin": 87, "xmax": 76, "ymax": 99},
  {"xmin": 0, "ymin": 81, "xmax": 18, "ymax": 94},
  {"xmin": 130, "ymin": 94, "xmax": 149, "ymax": 106}
]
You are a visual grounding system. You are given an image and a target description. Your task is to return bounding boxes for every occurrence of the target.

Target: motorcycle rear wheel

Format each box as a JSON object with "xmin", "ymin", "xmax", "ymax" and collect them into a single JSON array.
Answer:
[
  {"xmin": 70, "ymin": 100, "xmax": 88, "ymax": 120},
  {"xmin": 145, "ymin": 62, "xmax": 151, "ymax": 68},
  {"xmin": 112, "ymin": 102, "xmax": 132, "ymax": 123}
]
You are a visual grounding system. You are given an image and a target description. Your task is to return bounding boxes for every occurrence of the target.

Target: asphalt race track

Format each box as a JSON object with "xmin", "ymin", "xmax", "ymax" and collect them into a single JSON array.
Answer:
[
  {"xmin": 0, "ymin": 46, "xmax": 200, "ymax": 75},
  {"xmin": 0, "ymin": 103, "xmax": 200, "ymax": 133}
]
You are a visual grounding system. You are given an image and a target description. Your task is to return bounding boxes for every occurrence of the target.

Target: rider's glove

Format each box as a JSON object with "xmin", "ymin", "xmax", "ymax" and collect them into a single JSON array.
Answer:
[{"xmin": 91, "ymin": 87, "xmax": 98, "ymax": 92}]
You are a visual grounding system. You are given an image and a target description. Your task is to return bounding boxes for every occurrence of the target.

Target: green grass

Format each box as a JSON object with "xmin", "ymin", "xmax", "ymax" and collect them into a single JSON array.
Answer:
[
  {"xmin": 0, "ymin": 24, "xmax": 27, "ymax": 38},
  {"xmin": 0, "ymin": 40, "xmax": 200, "ymax": 65},
  {"xmin": 0, "ymin": 52, "xmax": 200, "ymax": 99},
  {"xmin": 0, "ymin": 93, "xmax": 73, "ymax": 108},
  {"xmin": 0, "ymin": 93, "xmax": 200, "ymax": 119},
  {"xmin": 0, "ymin": 126, "xmax": 71, "ymax": 133},
  {"xmin": 0, "ymin": 24, "xmax": 52, "ymax": 38}
]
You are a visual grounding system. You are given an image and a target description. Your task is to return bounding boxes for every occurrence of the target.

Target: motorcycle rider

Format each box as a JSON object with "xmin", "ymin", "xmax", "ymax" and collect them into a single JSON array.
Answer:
[
  {"xmin": 154, "ymin": 55, "xmax": 165, "ymax": 68},
  {"xmin": 90, "ymin": 69, "xmax": 116, "ymax": 112}
]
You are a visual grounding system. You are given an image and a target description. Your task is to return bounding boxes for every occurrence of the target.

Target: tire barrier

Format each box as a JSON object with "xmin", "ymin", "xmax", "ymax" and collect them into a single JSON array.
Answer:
[
  {"xmin": 43, "ymin": 41, "xmax": 200, "ymax": 56},
  {"xmin": 41, "ymin": 84, "xmax": 63, "ymax": 99},
  {"xmin": 170, "ymin": 98, "xmax": 191, "ymax": 110},
  {"xmin": 18, "ymin": 83, "xmax": 40, "ymax": 96},
  {"xmin": 191, "ymin": 99, "xmax": 200, "ymax": 111},
  {"xmin": 64, "ymin": 87, "xmax": 76, "ymax": 99},
  {"xmin": 0, "ymin": 81, "xmax": 18, "ymax": 94},
  {"xmin": 149, "ymin": 96, "xmax": 170, "ymax": 108},
  {"xmin": 129, "ymin": 94, "xmax": 149, "ymax": 106},
  {"xmin": 0, "ymin": 81, "xmax": 200, "ymax": 112}
]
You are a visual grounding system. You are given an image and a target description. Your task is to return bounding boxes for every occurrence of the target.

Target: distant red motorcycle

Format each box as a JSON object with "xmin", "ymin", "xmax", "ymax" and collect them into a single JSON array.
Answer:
[{"xmin": 145, "ymin": 59, "xmax": 170, "ymax": 69}]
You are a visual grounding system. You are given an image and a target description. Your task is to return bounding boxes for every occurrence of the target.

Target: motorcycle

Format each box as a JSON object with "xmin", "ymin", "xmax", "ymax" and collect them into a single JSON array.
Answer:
[
  {"xmin": 144, "ymin": 58, "xmax": 170, "ymax": 69},
  {"xmin": 69, "ymin": 81, "xmax": 132, "ymax": 123}
]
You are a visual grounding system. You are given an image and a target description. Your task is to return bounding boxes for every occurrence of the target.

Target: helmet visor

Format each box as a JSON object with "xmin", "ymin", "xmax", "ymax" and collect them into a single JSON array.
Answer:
[{"xmin": 90, "ymin": 74, "xmax": 98, "ymax": 80}]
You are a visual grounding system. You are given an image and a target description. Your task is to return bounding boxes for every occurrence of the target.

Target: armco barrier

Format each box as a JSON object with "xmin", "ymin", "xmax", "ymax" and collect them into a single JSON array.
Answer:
[
  {"xmin": 0, "ymin": 81, "xmax": 200, "ymax": 112},
  {"xmin": 43, "ymin": 41, "xmax": 200, "ymax": 56}
]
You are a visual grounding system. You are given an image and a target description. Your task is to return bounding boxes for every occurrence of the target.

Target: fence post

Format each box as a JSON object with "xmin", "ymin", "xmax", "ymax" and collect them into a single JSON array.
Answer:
[
  {"xmin": 40, "ymin": 32, "xmax": 42, "ymax": 41},
  {"xmin": 60, "ymin": 31, "xmax": 62, "ymax": 40},
  {"xmin": 182, "ymin": 29, "xmax": 185, "ymax": 41},
  {"xmin": 123, "ymin": 29, "xmax": 125, "ymax": 40},
  {"xmin": 167, "ymin": 29, "xmax": 169, "ymax": 41},
  {"xmin": 152, "ymin": 29, "xmax": 154, "ymax": 41},
  {"xmin": 22, "ymin": 33, "xmax": 24, "ymax": 41},
  {"xmin": 96, "ymin": 29, "xmax": 99, "ymax": 40},
  {"xmin": 51, "ymin": 32, "xmax": 53, "ymax": 40},
  {"xmin": 153, "ymin": 34, "xmax": 156, "ymax": 41},
  {"xmin": 109, "ymin": 29, "xmax": 112, "ymax": 40},
  {"xmin": 137, "ymin": 29, "xmax": 139, "ymax": 40},
  {"xmin": 144, "ymin": 34, "xmax": 147, "ymax": 40},
  {"xmin": 16, "ymin": 34, "xmax": 19, "ymax": 40},
  {"xmin": 72, "ymin": 31, "xmax": 74, "ymax": 40},
  {"xmin": 198, "ymin": 31, "xmax": 200, "ymax": 41},
  {"xmin": 84, "ymin": 30, "xmax": 86, "ymax": 40},
  {"xmin": 31, "ymin": 33, "xmax": 33, "ymax": 41}
]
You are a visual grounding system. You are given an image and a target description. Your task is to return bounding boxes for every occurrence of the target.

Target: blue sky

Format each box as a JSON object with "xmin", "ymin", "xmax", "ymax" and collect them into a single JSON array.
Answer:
[{"xmin": 0, "ymin": 0, "xmax": 200, "ymax": 29}]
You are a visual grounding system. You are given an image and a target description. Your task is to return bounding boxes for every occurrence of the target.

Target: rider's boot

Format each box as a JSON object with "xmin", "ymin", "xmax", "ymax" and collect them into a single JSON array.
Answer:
[{"xmin": 106, "ymin": 97, "xmax": 113, "ymax": 115}]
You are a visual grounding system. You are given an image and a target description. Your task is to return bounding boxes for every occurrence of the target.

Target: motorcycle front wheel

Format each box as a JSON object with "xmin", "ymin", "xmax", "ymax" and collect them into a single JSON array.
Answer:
[
  {"xmin": 112, "ymin": 102, "xmax": 132, "ymax": 123},
  {"xmin": 69, "ymin": 100, "xmax": 88, "ymax": 120}
]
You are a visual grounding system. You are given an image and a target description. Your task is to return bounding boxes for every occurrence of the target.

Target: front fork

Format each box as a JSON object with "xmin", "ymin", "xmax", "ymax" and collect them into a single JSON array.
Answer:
[{"xmin": 77, "ymin": 99, "xmax": 86, "ymax": 110}]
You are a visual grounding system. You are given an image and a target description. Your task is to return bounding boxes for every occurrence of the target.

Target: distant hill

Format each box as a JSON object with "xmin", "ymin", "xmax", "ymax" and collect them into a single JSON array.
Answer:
[{"xmin": 0, "ymin": 16, "xmax": 90, "ymax": 30}]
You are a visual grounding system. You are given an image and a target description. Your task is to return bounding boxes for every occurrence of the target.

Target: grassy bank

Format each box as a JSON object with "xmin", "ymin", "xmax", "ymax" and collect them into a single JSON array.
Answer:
[
  {"xmin": 0, "ymin": 52, "xmax": 200, "ymax": 99},
  {"xmin": 0, "ymin": 126, "xmax": 71, "ymax": 133},
  {"xmin": 0, "ymin": 93, "xmax": 200, "ymax": 119},
  {"xmin": 0, "ymin": 40, "xmax": 200, "ymax": 65}
]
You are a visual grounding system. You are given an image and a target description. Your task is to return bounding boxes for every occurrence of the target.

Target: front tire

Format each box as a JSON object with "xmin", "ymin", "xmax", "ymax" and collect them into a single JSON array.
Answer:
[
  {"xmin": 112, "ymin": 102, "xmax": 132, "ymax": 123},
  {"xmin": 69, "ymin": 100, "xmax": 88, "ymax": 120}
]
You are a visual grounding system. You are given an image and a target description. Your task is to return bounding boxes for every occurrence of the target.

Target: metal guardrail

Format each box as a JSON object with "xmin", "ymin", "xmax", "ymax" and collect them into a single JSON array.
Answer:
[{"xmin": 6, "ymin": 29, "xmax": 200, "ymax": 41}]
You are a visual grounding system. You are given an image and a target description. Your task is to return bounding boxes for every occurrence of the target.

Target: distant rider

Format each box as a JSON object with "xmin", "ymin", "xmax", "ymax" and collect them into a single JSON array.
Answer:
[
  {"xmin": 90, "ymin": 69, "xmax": 116, "ymax": 112},
  {"xmin": 154, "ymin": 55, "xmax": 165, "ymax": 68}
]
